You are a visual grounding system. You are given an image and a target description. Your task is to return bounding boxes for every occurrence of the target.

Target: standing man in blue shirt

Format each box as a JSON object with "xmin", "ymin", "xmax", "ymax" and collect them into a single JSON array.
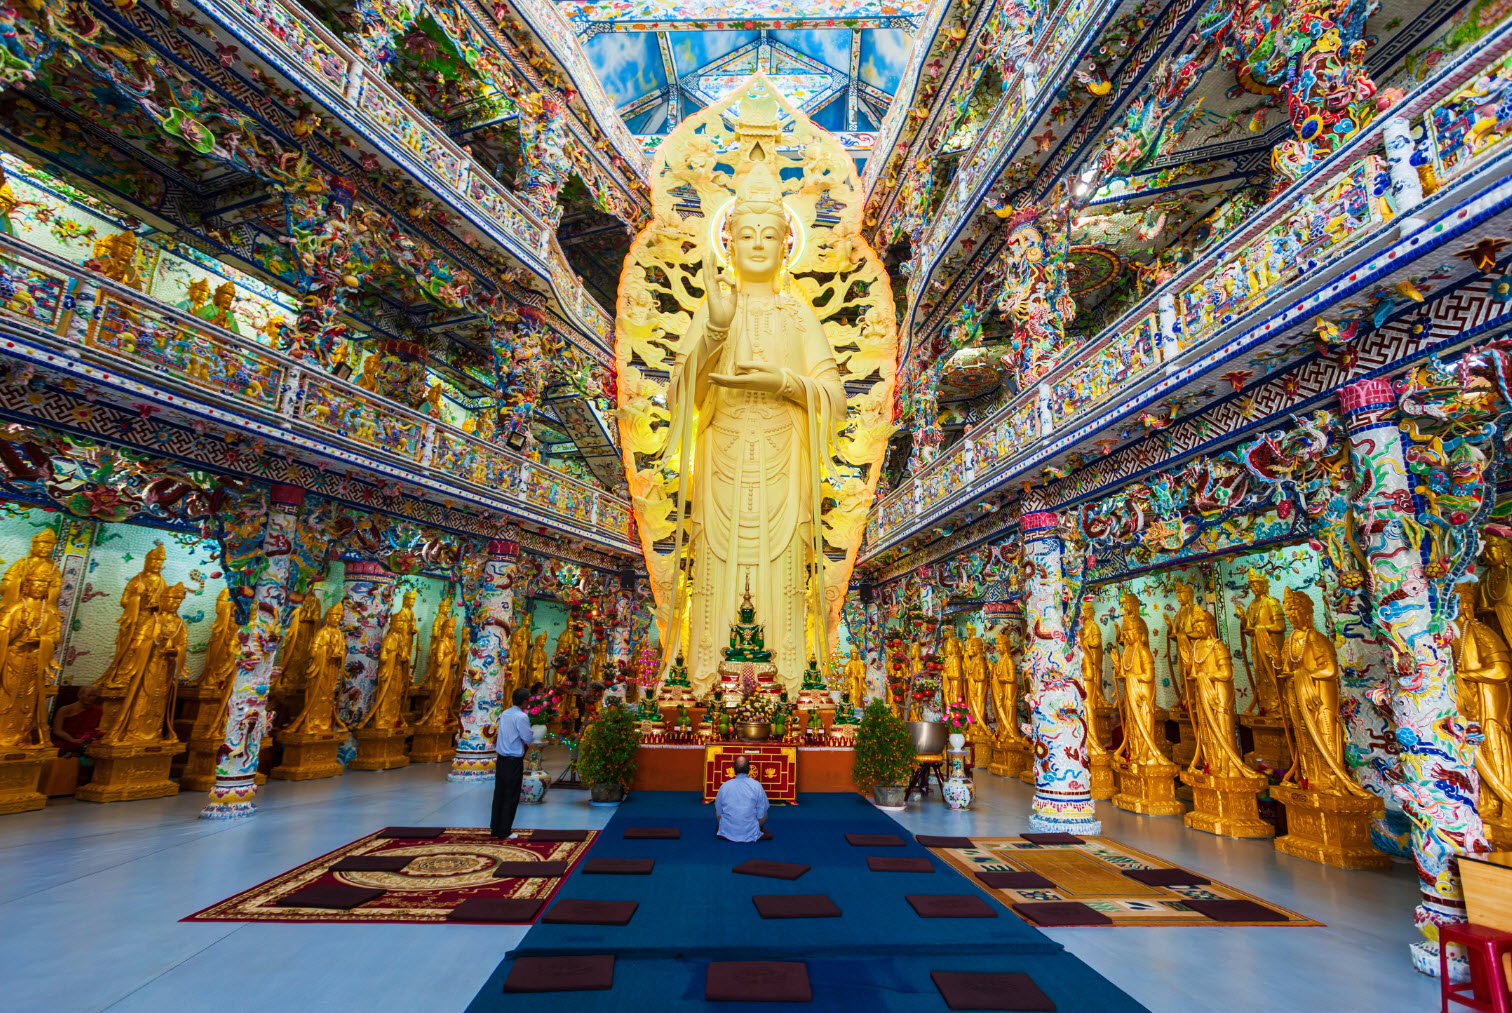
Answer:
[
  {"xmin": 715, "ymin": 755, "xmax": 771, "ymax": 842},
  {"xmin": 492, "ymin": 686, "xmax": 534, "ymax": 839}
]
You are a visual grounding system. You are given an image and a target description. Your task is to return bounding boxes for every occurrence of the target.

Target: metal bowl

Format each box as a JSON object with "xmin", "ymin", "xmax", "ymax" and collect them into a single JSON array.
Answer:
[
  {"xmin": 737, "ymin": 721, "xmax": 771, "ymax": 742},
  {"xmin": 907, "ymin": 720, "xmax": 948, "ymax": 756}
]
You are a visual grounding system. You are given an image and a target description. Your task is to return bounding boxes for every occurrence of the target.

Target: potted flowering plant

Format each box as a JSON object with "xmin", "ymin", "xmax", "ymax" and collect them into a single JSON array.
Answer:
[
  {"xmin": 853, "ymin": 699, "xmax": 914, "ymax": 809},
  {"xmin": 578, "ymin": 700, "xmax": 640, "ymax": 804},
  {"xmin": 946, "ymin": 698, "xmax": 973, "ymax": 750},
  {"xmin": 524, "ymin": 688, "xmax": 558, "ymax": 742},
  {"xmin": 732, "ymin": 693, "xmax": 774, "ymax": 741}
]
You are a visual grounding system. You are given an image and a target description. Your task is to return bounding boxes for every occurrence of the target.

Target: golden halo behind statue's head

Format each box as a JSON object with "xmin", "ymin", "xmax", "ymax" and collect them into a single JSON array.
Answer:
[{"xmin": 614, "ymin": 72, "xmax": 899, "ymax": 649}]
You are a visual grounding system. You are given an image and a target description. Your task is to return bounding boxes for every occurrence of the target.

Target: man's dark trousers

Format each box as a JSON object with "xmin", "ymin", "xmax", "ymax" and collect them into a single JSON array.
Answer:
[{"xmin": 491, "ymin": 754, "xmax": 525, "ymax": 837}]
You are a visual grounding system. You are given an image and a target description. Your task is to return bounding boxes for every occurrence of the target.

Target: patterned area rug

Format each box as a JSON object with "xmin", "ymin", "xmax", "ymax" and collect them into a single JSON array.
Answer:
[
  {"xmin": 928, "ymin": 836, "xmax": 1321, "ymax": 928},
  {"xmin": 183, "ymin": 828, "xmax": 595, "ymax": 924}
]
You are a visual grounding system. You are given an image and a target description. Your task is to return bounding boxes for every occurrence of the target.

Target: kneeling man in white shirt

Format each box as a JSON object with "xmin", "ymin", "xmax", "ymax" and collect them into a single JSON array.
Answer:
[{"xmin": 715, "ymin": 755, "xmax": 770, "ymax": 842}]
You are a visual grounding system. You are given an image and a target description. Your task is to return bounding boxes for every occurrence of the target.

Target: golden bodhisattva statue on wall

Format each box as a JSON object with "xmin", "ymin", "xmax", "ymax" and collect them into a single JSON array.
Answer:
[
  {"xmin": 0, "ymin": 573, "xmax": 61, "ymax": 813},
  {"xmin": 274, "ymin": 587, "xmax": 324, "ymax": 712},
  {"xmin": 1455, "ymin": 582, "xmax": 1512, "ymax": 848},
  {"xmin": 179, "ymin": 587, "xmax": 245, "ymax": 792},
  {"xmin": 412, "ymin": 615, "xmax": 462, "ymax": 764},
  {"xmin": 963, "ymin": 625, "xmax": 993, "ymax": 765},
  {"xmin": 1271, "ymin": 588, "xmax": 1387, "ymax": 869},
  {"xmin": 940, "ymin": 628, "xmax": 964, "ymax": 709},
  {"xmin": 272, "ymin": 605, "xmax": 349, "ymax": 781},
  {"xmin": 352, "ymin": 590, "xmax": 417, "ymax": 771},
  {"xmin": 1236, "ymin": 567, "xmax": 1292, "ymax": 771},
  {"xmin": 1179, "ymin": 606, "xmax": 1273, "ymax": 838},
  {"xmin": 1080, "ymin": 600, "xmax": 1113, "ymax": 746},
  {"xmin": 1480, "ymin": 534, "xmax": 1512, "ymax": 648},
  {"xmin": 844, "ymin": 646, "xmax": 867, "ymax": 706},
  {"xmin": 530, "ymin": 631, "xmax": 549, "ymax": 688},
  {"xmin": 988, "ymin": 629, "xmax": 1030, "ymax": 778},
  {"xmin": 1168, "ymin": 579, "xmax": 1199, "ymax": 767},
  {"xmin": 1, "ymin": 527, "xmax": 60, "ymax": 610},
  {"xmin": 98, "ymin": 544, "xmax": 167, "ymax": 693},
  {"xmin": 1112, "ymin": 590, "xmax": 1182, "ymax": 816},
  {"xmin": 79, "ymin": 583, "xmax": 189, "ymax": 803}
]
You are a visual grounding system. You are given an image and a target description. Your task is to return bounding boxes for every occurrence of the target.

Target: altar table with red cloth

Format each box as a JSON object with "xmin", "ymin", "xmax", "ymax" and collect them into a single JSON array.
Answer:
[{"xmin": 631, "ymin": 743, "xmax": 858, "ymax": 799}]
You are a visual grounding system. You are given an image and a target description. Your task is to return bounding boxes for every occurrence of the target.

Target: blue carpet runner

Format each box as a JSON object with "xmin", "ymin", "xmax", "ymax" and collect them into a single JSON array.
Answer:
[{"xmin": 465, "ymin": 792, "xmax": 1147, "ymax": 1012}]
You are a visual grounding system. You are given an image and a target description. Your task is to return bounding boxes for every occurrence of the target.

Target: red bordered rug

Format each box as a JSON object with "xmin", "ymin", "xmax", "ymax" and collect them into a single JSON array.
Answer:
[{"xmin": 182, "ymin": 827, "xmax": 595, "ymax": 924}]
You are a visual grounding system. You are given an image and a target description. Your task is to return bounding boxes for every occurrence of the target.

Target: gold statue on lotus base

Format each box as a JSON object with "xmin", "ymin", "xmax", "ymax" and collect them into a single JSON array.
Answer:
[
  {"xmin": 0, "ymin": 569, "xmax": 62, "ymax": 813},
  {"xmin": 411, "ymin": 614, "xmax": 462, "ymax": 764},
  {"xmin": 1236, "ymin": 568, "xmax": 1293, "ymax": 771},
  {"xmin": 272, "ymin": 606, "xmax": 349, "ymax": 781},
  {"xmin": 1271, "ymin": 588, "xmax": 1387, "ymax": 869},
  {"xmin": 1178, "ymin": 607, "xmax": 1273, "ymax": 838},
  {"xmin": 615, "ymin": 75, "xmax": 897, "ymax": 696},
  {"xmin": 1456, "ymin": 581, "xmax": 1512, "ymax": 848},
  {"xmin": 1080, "ymin": 601, "xmax": 1115, "ymax": 748}
]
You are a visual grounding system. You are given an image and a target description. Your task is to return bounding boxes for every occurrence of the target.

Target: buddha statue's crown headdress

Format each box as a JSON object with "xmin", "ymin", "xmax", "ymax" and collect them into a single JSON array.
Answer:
[
  {"xmin": 146, "ymin": 544, "xmax": 167, "ymax": 564},
  {"xmin": 1282, "ymin": 586, "xmax": 1312, "ymax": 620},
  {"xmin": 730, "ymin": 159, "xmax": 786, "ymax": 223},
  {"xmin": 1247, "ymin": 566, "xmax": 1266, "ymax": 582}
]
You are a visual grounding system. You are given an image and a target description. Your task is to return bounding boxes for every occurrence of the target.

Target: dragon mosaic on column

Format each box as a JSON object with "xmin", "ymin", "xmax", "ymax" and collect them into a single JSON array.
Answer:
[{"xmin": 614, "ymin": 75, "xmax": 898, "ymax": 681}]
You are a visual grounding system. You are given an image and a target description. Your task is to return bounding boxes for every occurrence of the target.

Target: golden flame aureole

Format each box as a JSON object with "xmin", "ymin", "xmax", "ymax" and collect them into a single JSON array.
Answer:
[{"xmin": 614, "ymin": 73, "xmax": 899, "ymax": 646}]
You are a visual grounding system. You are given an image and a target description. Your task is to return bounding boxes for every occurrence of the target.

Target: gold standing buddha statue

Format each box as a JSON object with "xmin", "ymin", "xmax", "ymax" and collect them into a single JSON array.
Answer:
[
  {"xmin": 962, "ymin": 625, "xmax": 992, "ymax": 760},
  {"xmin": 420, "ymin": 592, "xmax": 454, "ymax": 694},
  {"xmin": 285, "ymin": 606, "xmax": 348, "ymax": 736},
  {"xmin": 1112, "ymin": 590, "xmax": 1183, "ymax": 816},
  {"xmin": 1455, "ymin": 581, "xmax": 1512, "ymax": 846},
  {"xmin": 0, "ymin": 573, "xmax": 61, "ymax": 749},
  {"xmin": 195, "ymin": 588, "xmax": 239, "ymax": 697},
  {"xmin": 100, "ymin": 584, "xmax": 187, "ymax": 745},
  {"xmin": 555, "ymin": 621, "xmax": 579, "ymax": 665},
  {"xmin": 1167, "ymin": 579, "xmax": 1199, "ymax": 766},
  {"xmin": 361, "ymin": 590, "xmax": 417, "ymax": 732},
  {"xmin": 1480, "ymin": 534, "xmax": 1512, "ymax": 647},
  {"xmin": 508, "ymin": 619, "xmax": 532, "ymax": 697},
  {"xmin": 530, "ymin": 631, "xmax": 549, "ymax": 687},
  {"xmin": 940, "ymin": 629, "xmax": 964, "ymax": 708},
  {"xmin": 1080, "ymin": 600, "xmax": 1110, "ymax": 728},
  {"xmin": 415, "ymin": 615, "xmax": 460, "ymax": 732},
  {"xmin": 1236, "ymin": 567, "xmax": 1286, "ymax": 716},
  {"xmin": 844, "ymin": 646, "xmax": 867, "ymax": 704},
  {"xmin": 98, "ymin": 544, "xmax": 167, "ymax": 690},
  {"xmin": 0, "ymin": 527, "xmax": 60, "ymax": 610},
  {"xmin": 1271, "ymin": 587, "xmax": 1386, "ymax": 867},
  {"xmin": 275, "ymin": 588, "xmax": 325, "ymax": 705},
  {"xmin": 988, "ymin": 629, "xmax": 1030, "ymax": 777}
]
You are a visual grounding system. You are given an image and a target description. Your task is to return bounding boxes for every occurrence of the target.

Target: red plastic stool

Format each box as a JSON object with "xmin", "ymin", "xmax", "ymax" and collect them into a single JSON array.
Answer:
[{"xmin": 1441, "ymin": 921, "xmax": 1512, "ymax": 1013}]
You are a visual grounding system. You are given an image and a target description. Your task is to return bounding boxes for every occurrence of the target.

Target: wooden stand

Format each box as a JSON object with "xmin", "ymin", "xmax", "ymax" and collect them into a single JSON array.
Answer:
[
  {"xmin": 178, "ymin": 736, "xmax": 223, "ymax": 792},
  {"xmin": 1241, "ymin": 713, "xmax": 1291, "ymax": 770},
  {"xmin": 409, "ymin": 727, "xmax": 456, "ymax": 764},
  {"xmin": 1272, "ymin": 784, "xmax": 1389, "ymax": 869},
  {"xmin": 1181, "ymin": 769, "xmax": 1275, "ymax": 838},
  {"xmin": 1112, "ymin": 758, "xmax": 1183, "ymax": 816},
  {"xmin": 1089, "ymin": 751, "xmax": 1115, "ymax": 800},
  {"xmin": 0, "ymin": 746, "xmax": 56, "ymax": 814},
  {"xmin": 349, "ymin": 726, "xmax": 411, "ymax": 771},
  {"xmin": 988, "ymin": 740, "xmax": 1030, "ymax": 778},
  {"xmin": 76, "ymin": 740, "xmax": 185, "ymax": 802},
  {"xmin": 270, "ymin": 729, "xmax": 345, "ymax": 780}
]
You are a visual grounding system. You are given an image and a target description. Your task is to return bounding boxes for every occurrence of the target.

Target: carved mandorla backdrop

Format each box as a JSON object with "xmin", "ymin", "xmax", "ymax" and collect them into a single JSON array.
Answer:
[{"xmin": 614, "ymin": 75, "xmax": 898, "ymax": 684}]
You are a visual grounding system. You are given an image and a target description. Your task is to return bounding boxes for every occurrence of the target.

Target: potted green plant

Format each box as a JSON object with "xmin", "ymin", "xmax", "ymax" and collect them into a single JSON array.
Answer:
[
  {"xmin": 852, "ymin": 698, "xmax": 914, "ymax": 809},
  {"xmin": 578, "ymin": 701, "xmax": 640, "ymax": 804}
]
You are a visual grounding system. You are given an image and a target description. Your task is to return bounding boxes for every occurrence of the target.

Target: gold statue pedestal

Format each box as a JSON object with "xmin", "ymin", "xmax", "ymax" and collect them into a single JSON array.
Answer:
[
  {"xmin": 172, "ymin": 683, "xmax": 215, "ymax": 743},
  {"xmin": 1181, "ymin": 769, "xmax": 1275, "ymax": 838},
  {"xmin": 988, "ymin": 740, "xmax": 1031, "ymax": 778},
  {"xmin": 968, "ymin": 731, "xmax": 994, "ymax": 770},
  {"xmin": 0, "ymin": 746, "xmax": 56, "ymax": 814},
  {"xmin": 795, "ymin": 688, "xmax": 832, "ymax": 712},
  {"xmin": 409, "ymin": 727, "xmax": 457, "ymax": 764},
  {"xmin": 1089, "ymin": 751, "xmax": 1115, "ymax": 800},
  {"xmin": 76, "ymin": 740, "xmax": 185, "ymax": 803},
  {"xmin": 1112, "ymin": 758, "xmax": 1184, "ymax": 816},
  {"xmin": 1484, "ymin": 813, "xmax": 1512, "ymax": 851},
  {"xmin": 349, "ymin": 726, "xmax": 411, "ymax": 771},
  {"xmin": 1271, "ymin": 784, "xmax": 1389, "ymax": 869},
  {"xmin": 1241, "ymin": 713, "xmax": 1291, "ymax": 771},
  {"xmin": 178, "ymin": 736, "xmax": 224, "ymax": 792},
  {"xmin": 270, "ymin": 729, "xmax": 345, "ymax": 780}
]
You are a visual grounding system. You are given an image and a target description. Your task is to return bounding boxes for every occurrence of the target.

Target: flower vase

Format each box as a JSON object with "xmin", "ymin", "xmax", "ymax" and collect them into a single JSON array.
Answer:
[
  {"xmin": 943, "ymin": 748, "xmax": 974, "ymax": 811},
  {"xmin": 948, "ymin": 732, "xmax": 966, "ymax": 750},
  {"xmin": 531, "ymin": 723, "xmax": 549, "ymax": 744},
  {"xmin": 521, "ymin": 746, "xmax": 550, "ymax": 804}
]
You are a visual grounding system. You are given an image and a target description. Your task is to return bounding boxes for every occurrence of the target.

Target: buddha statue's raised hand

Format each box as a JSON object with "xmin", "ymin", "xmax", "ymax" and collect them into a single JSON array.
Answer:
[{"xmin": 702, "ymin": 250, "xmax": 736, "ymax": 333}]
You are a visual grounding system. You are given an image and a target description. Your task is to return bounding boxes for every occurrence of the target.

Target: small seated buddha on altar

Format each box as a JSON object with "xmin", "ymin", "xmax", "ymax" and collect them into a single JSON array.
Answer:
[{"xmin": 715, "ymin": 576, "xmax": 781, "ymax": 699}]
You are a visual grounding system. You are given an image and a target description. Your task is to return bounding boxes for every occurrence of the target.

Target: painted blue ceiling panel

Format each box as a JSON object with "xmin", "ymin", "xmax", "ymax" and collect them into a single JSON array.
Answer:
[
  {"xmin": 584, "ymin": 31, "xmax": 667, "ymax": 108},
  {"xmin": 860, "ymin": 29, "xmax": 911, "ymax": 94},
  {"xmin": 668, "ymin": 30, "xmax": 759, "ymax": 75},
  {"xmin": 771, "ymin": 29, "xmax": 851, "ymax": 74}
]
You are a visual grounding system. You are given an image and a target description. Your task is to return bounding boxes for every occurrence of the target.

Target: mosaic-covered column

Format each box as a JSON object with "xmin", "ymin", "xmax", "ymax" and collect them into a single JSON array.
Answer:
[
  {"xmin": 202, "ymin": 485, "xmax": 340, "ymax": 819},
  {"xmin": 1338, "ymin": 378, "xmax": 1488, "ymax": 977},
  {"xmin": 336, "ymin": 560, "xmax": 397, "ymax": 727},
  {"xmin": 1319, "ymin": 564, "xmax": 1411, "ymax": 857},
  {"xmin": 1021, "ymin": 511, "xmax": 1100, "ymax": 834},
  {"xmin": 449, "ymin": 537, "xmax": 521, "ymax": 781}
]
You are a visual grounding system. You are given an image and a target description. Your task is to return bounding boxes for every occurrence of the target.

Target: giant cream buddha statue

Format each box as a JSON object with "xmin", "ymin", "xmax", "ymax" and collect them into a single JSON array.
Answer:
[
  {"xmin": 286, "ymin": 606, "xmax": 348, "ymax": 736},
  {"xmin": 1115, "ymin": 590, "xmax": 1168, "ymax": 766},
  {"xmin": 1455, "ymin": 581, "xmax": 1512, "ymax": 830},
  {"xmin": 1279, "ymin": 588, "xmax": 1368, "ymax": 797},
  {"xmin": 99, "ymin": 544, "xmax": 167, "ymax": 690},
  {"xmin": 658, "ymin": 157, "xmax": 846, "ymax": 695},
  {"xmin": 1184, "ymin": 606, "xmax": 1250, "ymax": 778},
  {"xmin": 0, "ymin": 573, "xmax": 61, "ymax": 748},
  {"xmin": 1, "ymin": 527, "xmax": 60, "ymax": 610}
]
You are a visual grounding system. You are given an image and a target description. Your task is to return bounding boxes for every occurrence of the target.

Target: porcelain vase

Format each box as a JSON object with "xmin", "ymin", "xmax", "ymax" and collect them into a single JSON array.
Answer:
[
  {"xmin": 944, "ymin": 748, "xmax": 973, "ymax": 811},
  {"xmin": 520, "ymin": 746, "xmax": 549, "ymax": 804},
  {"xmin": 530, "ymin": 723, "xmax": 549, "ymax": 744},
  {"xmin": 949, "ymin": 732, "xmax": 966, "ymax": 750}
]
